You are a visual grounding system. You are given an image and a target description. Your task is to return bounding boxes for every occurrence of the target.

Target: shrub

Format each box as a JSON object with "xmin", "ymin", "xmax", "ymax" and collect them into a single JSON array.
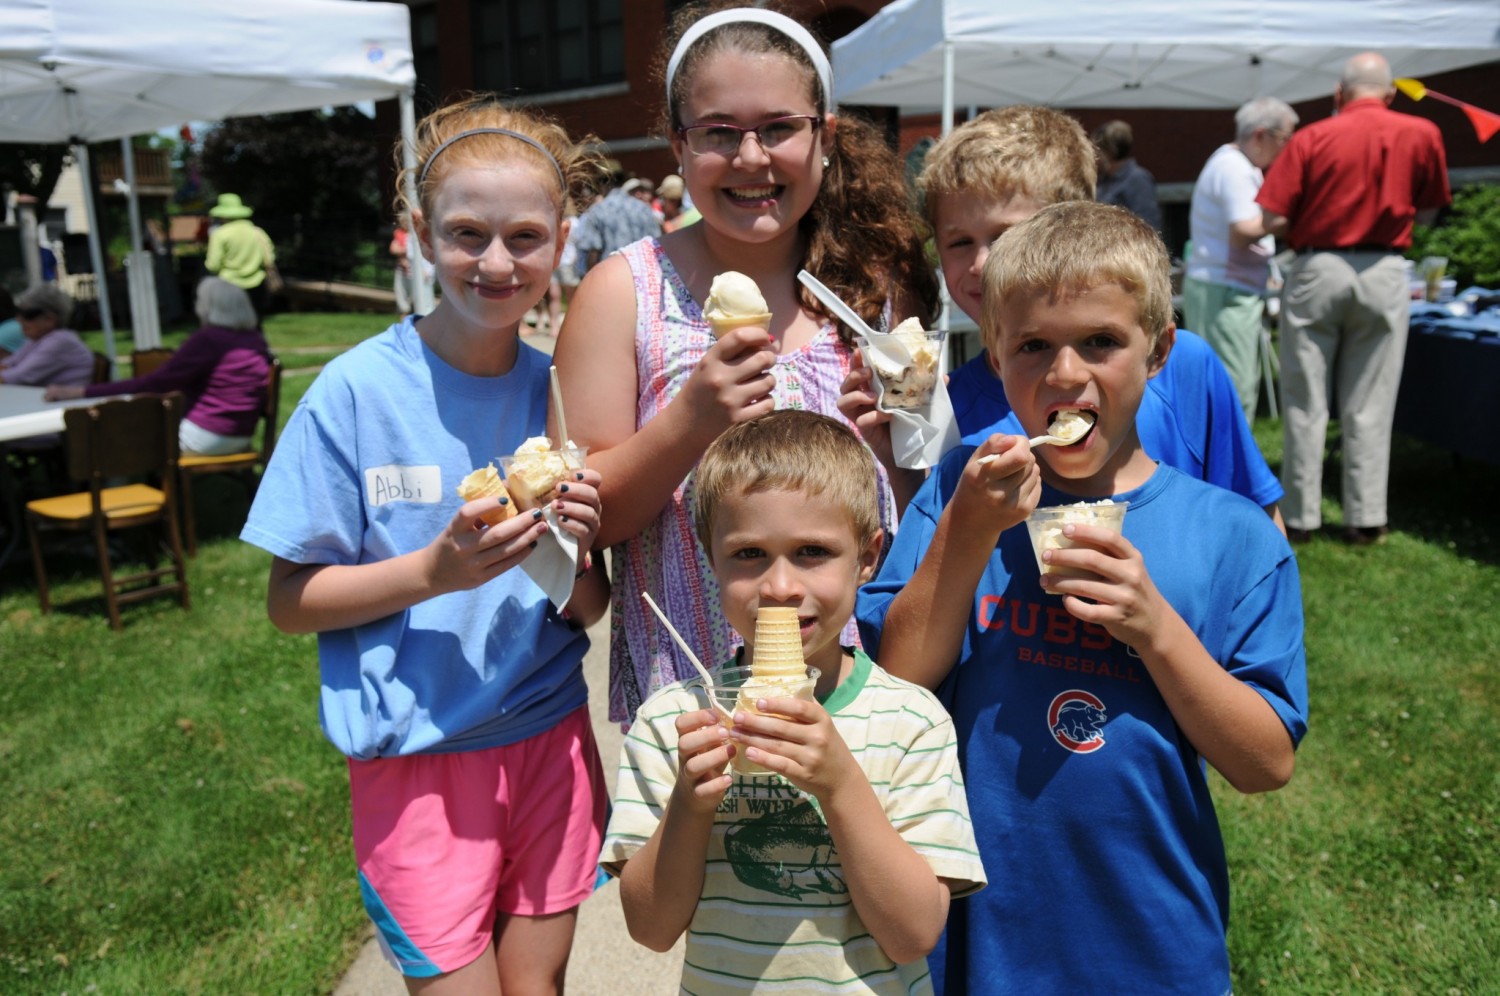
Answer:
[{"xmin": 1408, "ymin": 182, "xmax": 1500, "ymax": 288}]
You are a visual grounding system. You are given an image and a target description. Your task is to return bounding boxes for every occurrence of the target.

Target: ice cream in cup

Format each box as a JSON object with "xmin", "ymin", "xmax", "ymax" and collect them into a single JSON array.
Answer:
[
  {"xmin": 700, "ymin": 663, "xmax": 821, "ymax": 775},
  {"xmin": 857, "ymin": 318, "xmax": 945, "ymax": 410},
  {"xmin": 703, "ymin": 270, "xmax": 771, "ymax": 338},
  {"xmin": 498, "ymin": 436, "xmax": 588, "ymax": 511},
  {"xmin": 1025, "ymin": 500, "xmax": 1129, "ymax": 584}
]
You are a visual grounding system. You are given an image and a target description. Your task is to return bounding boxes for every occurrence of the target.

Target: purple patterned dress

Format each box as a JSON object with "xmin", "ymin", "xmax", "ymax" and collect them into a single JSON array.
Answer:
[{"xmin": 607, "ymin": 238, "xmax": 894, "ymax": 723}]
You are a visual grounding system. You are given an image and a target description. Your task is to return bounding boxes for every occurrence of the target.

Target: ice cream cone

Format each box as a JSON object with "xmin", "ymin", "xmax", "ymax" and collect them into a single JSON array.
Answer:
[
  {"xmin": 456, "ymin": 464, "xmax": 517, "ymax": 526},
  {"xmin": 750, "ymin": 606, "xmax": 806, "ymax": 680},
  {"xmin": 708, "ymin": 313, "xmax": 772, "ymax": 338}
]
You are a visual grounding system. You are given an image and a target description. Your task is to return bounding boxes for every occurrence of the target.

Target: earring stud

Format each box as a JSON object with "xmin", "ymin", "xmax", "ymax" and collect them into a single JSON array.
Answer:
[{"xmin": 822, "ymin": 155, "xmax": 831, "ymax": 168}]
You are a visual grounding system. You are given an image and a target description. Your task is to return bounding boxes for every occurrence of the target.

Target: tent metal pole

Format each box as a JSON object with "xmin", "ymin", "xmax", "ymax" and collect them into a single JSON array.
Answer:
[
  {"xmin": 942, "ymin": 42, "xmax": 955, "ymax": 137},
  {"xmin": 399, "ymin": 88, "xmax": 433, "ymax": 315},
  {"xmin": 119, "ymin": 136, "xmax": 161, "ymax": 350},
  {"xmin": 74, "ymin": 142, "xmax": 117, "ymax": 362},
  {"xmin": 937, "ymin": 42, "xmax": 956, "ymax": 336}
]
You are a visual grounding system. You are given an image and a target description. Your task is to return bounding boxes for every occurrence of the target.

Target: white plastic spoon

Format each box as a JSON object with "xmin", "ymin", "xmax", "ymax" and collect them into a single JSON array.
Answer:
[
  {"xmin": 641, "ymin": 592, "xmax": 732, "ymax": 718},
  {"xmin": 1029, "ymin": 410, "xmax": 1094, "ymax": 448},
  {"xmin": 979, "ymin": 411, "xmax": 1095, "ymax": 464},
  {"xmin": 797, "ymin": 269, "xmax": 880, "ymax": 338}
]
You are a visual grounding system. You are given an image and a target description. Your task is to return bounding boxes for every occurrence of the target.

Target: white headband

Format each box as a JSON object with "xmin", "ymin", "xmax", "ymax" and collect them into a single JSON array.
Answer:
[{"xmin": 665, "ymin": 8, "xmax": 834, "ymax": 114}]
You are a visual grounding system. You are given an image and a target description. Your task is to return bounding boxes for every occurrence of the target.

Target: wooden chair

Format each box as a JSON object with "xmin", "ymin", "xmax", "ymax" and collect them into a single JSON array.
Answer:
[
  {"xmin": 24, "ymin": 393, "xmax": 191, "ymax": 630},
  {"xmin": 178, "ymin": 356, "xmax": 282, "ymax": 556},
  {"xmin": 90, "ymin": 351, "xmax": 113, "ymax": 384},
  {"xmin": 130, "ymin": 347, "xmax": 175, "ymax": 378}
]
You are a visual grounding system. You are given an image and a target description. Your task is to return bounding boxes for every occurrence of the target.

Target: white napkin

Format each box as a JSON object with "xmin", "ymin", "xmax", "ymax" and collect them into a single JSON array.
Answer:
[
  {"xmin": 861, "ymin": 335, "xmax": 961, "ymax": 470},
  {"xmin": 520, "ymin": 506, "xmax": 582, "ymax": 612}
]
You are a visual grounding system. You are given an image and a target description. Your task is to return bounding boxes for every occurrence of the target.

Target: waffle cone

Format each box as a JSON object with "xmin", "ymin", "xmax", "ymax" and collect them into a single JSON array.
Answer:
[
  {"xmin": 456, "ymin": 465, "xmax": 517, "ymax": 526},
  {"xmin": 708, "ymin": 313, "xmax": 772, "ymax": 338},
  {"xmin": 750, "ymin": 606, "xmax": 805, "ymax": 680}
]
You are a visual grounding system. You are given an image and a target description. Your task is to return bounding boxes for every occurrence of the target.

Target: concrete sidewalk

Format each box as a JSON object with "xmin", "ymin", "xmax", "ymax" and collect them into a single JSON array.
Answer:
[{"xmin": 332, "ymin": 613, "xmax": 685, "ymax": 994}]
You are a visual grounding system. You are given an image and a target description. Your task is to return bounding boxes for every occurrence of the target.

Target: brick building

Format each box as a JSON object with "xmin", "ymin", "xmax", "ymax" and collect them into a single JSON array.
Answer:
[{"xmin": 379, "ymin": 1, "xmax": 1499, "ymax": 253}]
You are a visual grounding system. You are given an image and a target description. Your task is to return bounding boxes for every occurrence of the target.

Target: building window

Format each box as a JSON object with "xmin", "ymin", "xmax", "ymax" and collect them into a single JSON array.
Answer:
[
  {"xmin": 473, "ymin": 0, "xmax": 624, "ymax": 95},
  {"xmin": 411, "ymin": 3, "xmax": 440, "ymax": 113}
]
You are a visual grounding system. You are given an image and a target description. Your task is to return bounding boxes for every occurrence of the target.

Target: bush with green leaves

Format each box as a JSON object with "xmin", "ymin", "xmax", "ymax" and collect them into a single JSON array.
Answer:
[{"xmin": 1408, "ymin": 182, "xmax": 1500, "ymax": 289}]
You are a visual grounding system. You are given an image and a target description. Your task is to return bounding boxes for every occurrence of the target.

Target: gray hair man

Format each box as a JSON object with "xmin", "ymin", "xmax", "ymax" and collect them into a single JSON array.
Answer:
[{"xmin": 1183, "ymin": 95, "xmax": 1299, "ymax": 421}]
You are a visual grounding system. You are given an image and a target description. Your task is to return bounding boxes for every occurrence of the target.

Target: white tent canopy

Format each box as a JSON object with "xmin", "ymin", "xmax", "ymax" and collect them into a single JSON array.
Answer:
[
  {"xmin": 0, "ymin": 0, "xmax": 422, "ymax": 354},
  {"xmin": 834, "ymin": 0, "xmax": 1500, "ymax": 116}
]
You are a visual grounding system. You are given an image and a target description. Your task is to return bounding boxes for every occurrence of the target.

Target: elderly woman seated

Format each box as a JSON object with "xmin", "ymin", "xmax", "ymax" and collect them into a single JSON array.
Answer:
[
  {"xmin": 0, "ymin": 285, "xmax": 93, "ymax": 387},
  {"xmin": 47, "ymin": 277, "xmax": 273, "ymax": 456}
]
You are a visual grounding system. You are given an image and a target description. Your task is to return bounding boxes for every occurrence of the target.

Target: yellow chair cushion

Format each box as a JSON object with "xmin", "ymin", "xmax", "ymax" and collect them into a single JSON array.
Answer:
[
  {"xmin": 26, "ymin": 484, "xmax": 166, "ymax": 523},
  {"xmin": 180, "ymin": 451, "xmax": 258, "ymax": 471}
]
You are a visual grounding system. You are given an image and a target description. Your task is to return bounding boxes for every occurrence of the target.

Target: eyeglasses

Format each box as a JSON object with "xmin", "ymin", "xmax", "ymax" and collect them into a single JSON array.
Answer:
[
  {"xmin": 17, "ymin": 307, "xmax": 47, "ymax": 320},
  {"xmin": 678, "ymin": 115, "xmax": 821, "ymax": 158}
]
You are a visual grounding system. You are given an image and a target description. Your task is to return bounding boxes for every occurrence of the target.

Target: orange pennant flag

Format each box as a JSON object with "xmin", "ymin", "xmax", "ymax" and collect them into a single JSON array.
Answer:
[{"xmin": 1460, "ymin": 103, "xmax": 1500, "ymax": 143}]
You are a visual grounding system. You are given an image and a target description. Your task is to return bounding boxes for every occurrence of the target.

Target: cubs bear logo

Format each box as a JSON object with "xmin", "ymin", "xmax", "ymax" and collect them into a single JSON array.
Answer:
[{"xmin": 1048, "ymin": 689, "xmax": 1107, "ymax": 753}]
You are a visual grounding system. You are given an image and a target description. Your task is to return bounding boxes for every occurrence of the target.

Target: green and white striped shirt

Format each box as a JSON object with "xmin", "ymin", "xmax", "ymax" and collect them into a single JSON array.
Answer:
[{"xmin": 601, "ymin": 650, "xmax": 986, "ymax": 994}]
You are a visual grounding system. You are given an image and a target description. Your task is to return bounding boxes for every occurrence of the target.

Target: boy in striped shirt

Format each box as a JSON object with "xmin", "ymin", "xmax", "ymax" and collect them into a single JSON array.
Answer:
[{"xmin": 601, "ymin": 410, "xmax": 985, "ymax": 994}]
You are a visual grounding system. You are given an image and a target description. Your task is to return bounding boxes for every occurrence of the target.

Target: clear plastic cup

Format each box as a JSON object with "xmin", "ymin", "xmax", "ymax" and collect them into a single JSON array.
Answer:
[
  {"xmin": 1025, "ymin": 501, "xmax": 1129, "ymax": 583},
  {"xmin": 856, "ymin": 331, "xmax": 946, "ymax": 410},
  {"xmin": 697, "ymin": 663, "xmax": 820, "ymax": 775},
  {"xmin": 497, "ymin": 444, "xmax": 588, "ymax": 511},
  {"xmin": 1419, "ymin": 256, "xmax": 1448, "ymax": 303}
]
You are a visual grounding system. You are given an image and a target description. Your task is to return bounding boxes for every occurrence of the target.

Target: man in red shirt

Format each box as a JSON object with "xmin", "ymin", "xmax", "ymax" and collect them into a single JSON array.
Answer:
[{"xmin": 1257, "ymin": 51, "xmax": 1449, "ymax": 545}]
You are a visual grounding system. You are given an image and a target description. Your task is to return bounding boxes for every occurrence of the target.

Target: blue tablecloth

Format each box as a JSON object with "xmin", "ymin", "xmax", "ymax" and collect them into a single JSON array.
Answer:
[{"xmin": 1395, "ymin": 292, "xmax": 1500, "ymax": 465}]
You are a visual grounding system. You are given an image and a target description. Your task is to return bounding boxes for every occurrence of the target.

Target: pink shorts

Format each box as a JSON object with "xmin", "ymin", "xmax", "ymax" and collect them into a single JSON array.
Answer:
[{"xmin": 348, "ymin": 706, "xmax": 606, "ymax": 978}]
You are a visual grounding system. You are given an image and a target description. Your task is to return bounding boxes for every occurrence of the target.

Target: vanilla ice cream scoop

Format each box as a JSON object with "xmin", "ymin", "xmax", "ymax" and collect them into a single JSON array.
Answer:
[
  {"xmin": 1048, "ymin": 409, "xmax": 1095, "ymax": 443},
  {"xmin": 703, "ymin": 271, "xmax": 771, "ymax": 337}
]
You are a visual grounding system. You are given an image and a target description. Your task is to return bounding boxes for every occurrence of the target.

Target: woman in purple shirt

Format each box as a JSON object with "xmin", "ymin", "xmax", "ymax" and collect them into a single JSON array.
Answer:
[
  {"xmin": 0, "ymin": 285, "xmax": 93, "ymax": 388},
  {"xmin": 47, "ymin": 277, "xmax": 272, "ymax": 456}
]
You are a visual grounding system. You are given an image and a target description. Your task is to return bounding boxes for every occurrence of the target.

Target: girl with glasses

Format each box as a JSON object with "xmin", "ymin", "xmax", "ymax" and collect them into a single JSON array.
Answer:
[{"xmin": 554, "ymin": 1, "xmax": 939, "ymax": 726}]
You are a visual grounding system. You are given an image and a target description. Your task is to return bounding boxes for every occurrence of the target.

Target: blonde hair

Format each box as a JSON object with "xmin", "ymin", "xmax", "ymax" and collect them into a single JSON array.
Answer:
[
  {"xmin": 981, "ymin": 201, "xmax": 1172, "ymax": 353},
  {"xmin": 395, "ymin": 94, "xmax": 606, "ymax": 223},
  {"xmin": 918, "ymin": 106, "xmax": 1096, "ymax": 226},
  {"xmin": 693, "ymin": 410, "xmax": 880, "ymax": 553}
]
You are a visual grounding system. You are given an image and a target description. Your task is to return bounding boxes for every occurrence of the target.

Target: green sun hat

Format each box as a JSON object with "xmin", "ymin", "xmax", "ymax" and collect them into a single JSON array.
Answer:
[{"xmin": 209, "ymin": 193, "xmax": 254, "ymax": 219}]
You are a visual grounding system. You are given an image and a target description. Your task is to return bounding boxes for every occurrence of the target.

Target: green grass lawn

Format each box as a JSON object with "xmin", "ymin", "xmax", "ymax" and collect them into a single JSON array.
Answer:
[{"xmin": 2, "ymin": 322, "xmax": 1497, "ymax": 992}]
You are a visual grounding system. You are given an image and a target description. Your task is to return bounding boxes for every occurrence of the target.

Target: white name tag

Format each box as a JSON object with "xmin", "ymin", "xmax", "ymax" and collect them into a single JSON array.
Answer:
[{"xmin": 365, "ymin": 464, "xmax": 442, "ymax": 507}]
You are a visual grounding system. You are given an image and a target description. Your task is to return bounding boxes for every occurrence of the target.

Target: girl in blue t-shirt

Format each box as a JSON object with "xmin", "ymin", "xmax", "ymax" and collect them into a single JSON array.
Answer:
[{"xmin": 243, "ymin": 96, "xmax": 610, "ymax": 991}]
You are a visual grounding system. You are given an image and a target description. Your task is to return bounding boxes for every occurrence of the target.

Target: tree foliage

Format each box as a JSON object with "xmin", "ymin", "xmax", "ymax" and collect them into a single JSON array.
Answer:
[
  {"xmin": 1409, "ymin": 183, "xmax": 1500, "ymax": 289},
  {"xmin": 192, "ymin": 107, "xmax": 385, "ymax": 281}
]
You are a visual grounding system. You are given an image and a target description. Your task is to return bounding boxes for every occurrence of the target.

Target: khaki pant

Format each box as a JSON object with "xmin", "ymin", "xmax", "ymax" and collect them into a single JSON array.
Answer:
[
  {"xmin": 1278, "ymin": 250, "xmax": 1409, "ymax": 531},
  {"xmin": 1183, "ymin": 276, "xmax": 1265, "ymax": 421}
]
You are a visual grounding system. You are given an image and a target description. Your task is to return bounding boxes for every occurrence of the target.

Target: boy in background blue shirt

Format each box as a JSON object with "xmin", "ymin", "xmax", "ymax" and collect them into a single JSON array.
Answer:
[{"xmin": 841, "ymin": 106, "xmax": 1285, "ymax": 528}]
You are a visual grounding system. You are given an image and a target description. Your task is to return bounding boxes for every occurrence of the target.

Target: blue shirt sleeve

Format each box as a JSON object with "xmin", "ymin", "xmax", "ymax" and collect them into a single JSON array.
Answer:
[
  {"xmin": 1142, "ymin": 330, "xmax": 1283, "ymax": 509},
  {"xmin": 856, "ymin": 444, "xmax": 973, "ymax": 658}
]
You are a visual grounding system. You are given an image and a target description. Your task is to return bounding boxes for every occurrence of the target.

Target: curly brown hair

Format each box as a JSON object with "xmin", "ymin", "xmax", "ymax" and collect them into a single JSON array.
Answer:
[
  {"xmin": 657, "ymin": 1, "xmax": 937, "ymax": 339},
  {"xmin": 394, "ymin": 93, "xmax": 608, "ymax": 223}
]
